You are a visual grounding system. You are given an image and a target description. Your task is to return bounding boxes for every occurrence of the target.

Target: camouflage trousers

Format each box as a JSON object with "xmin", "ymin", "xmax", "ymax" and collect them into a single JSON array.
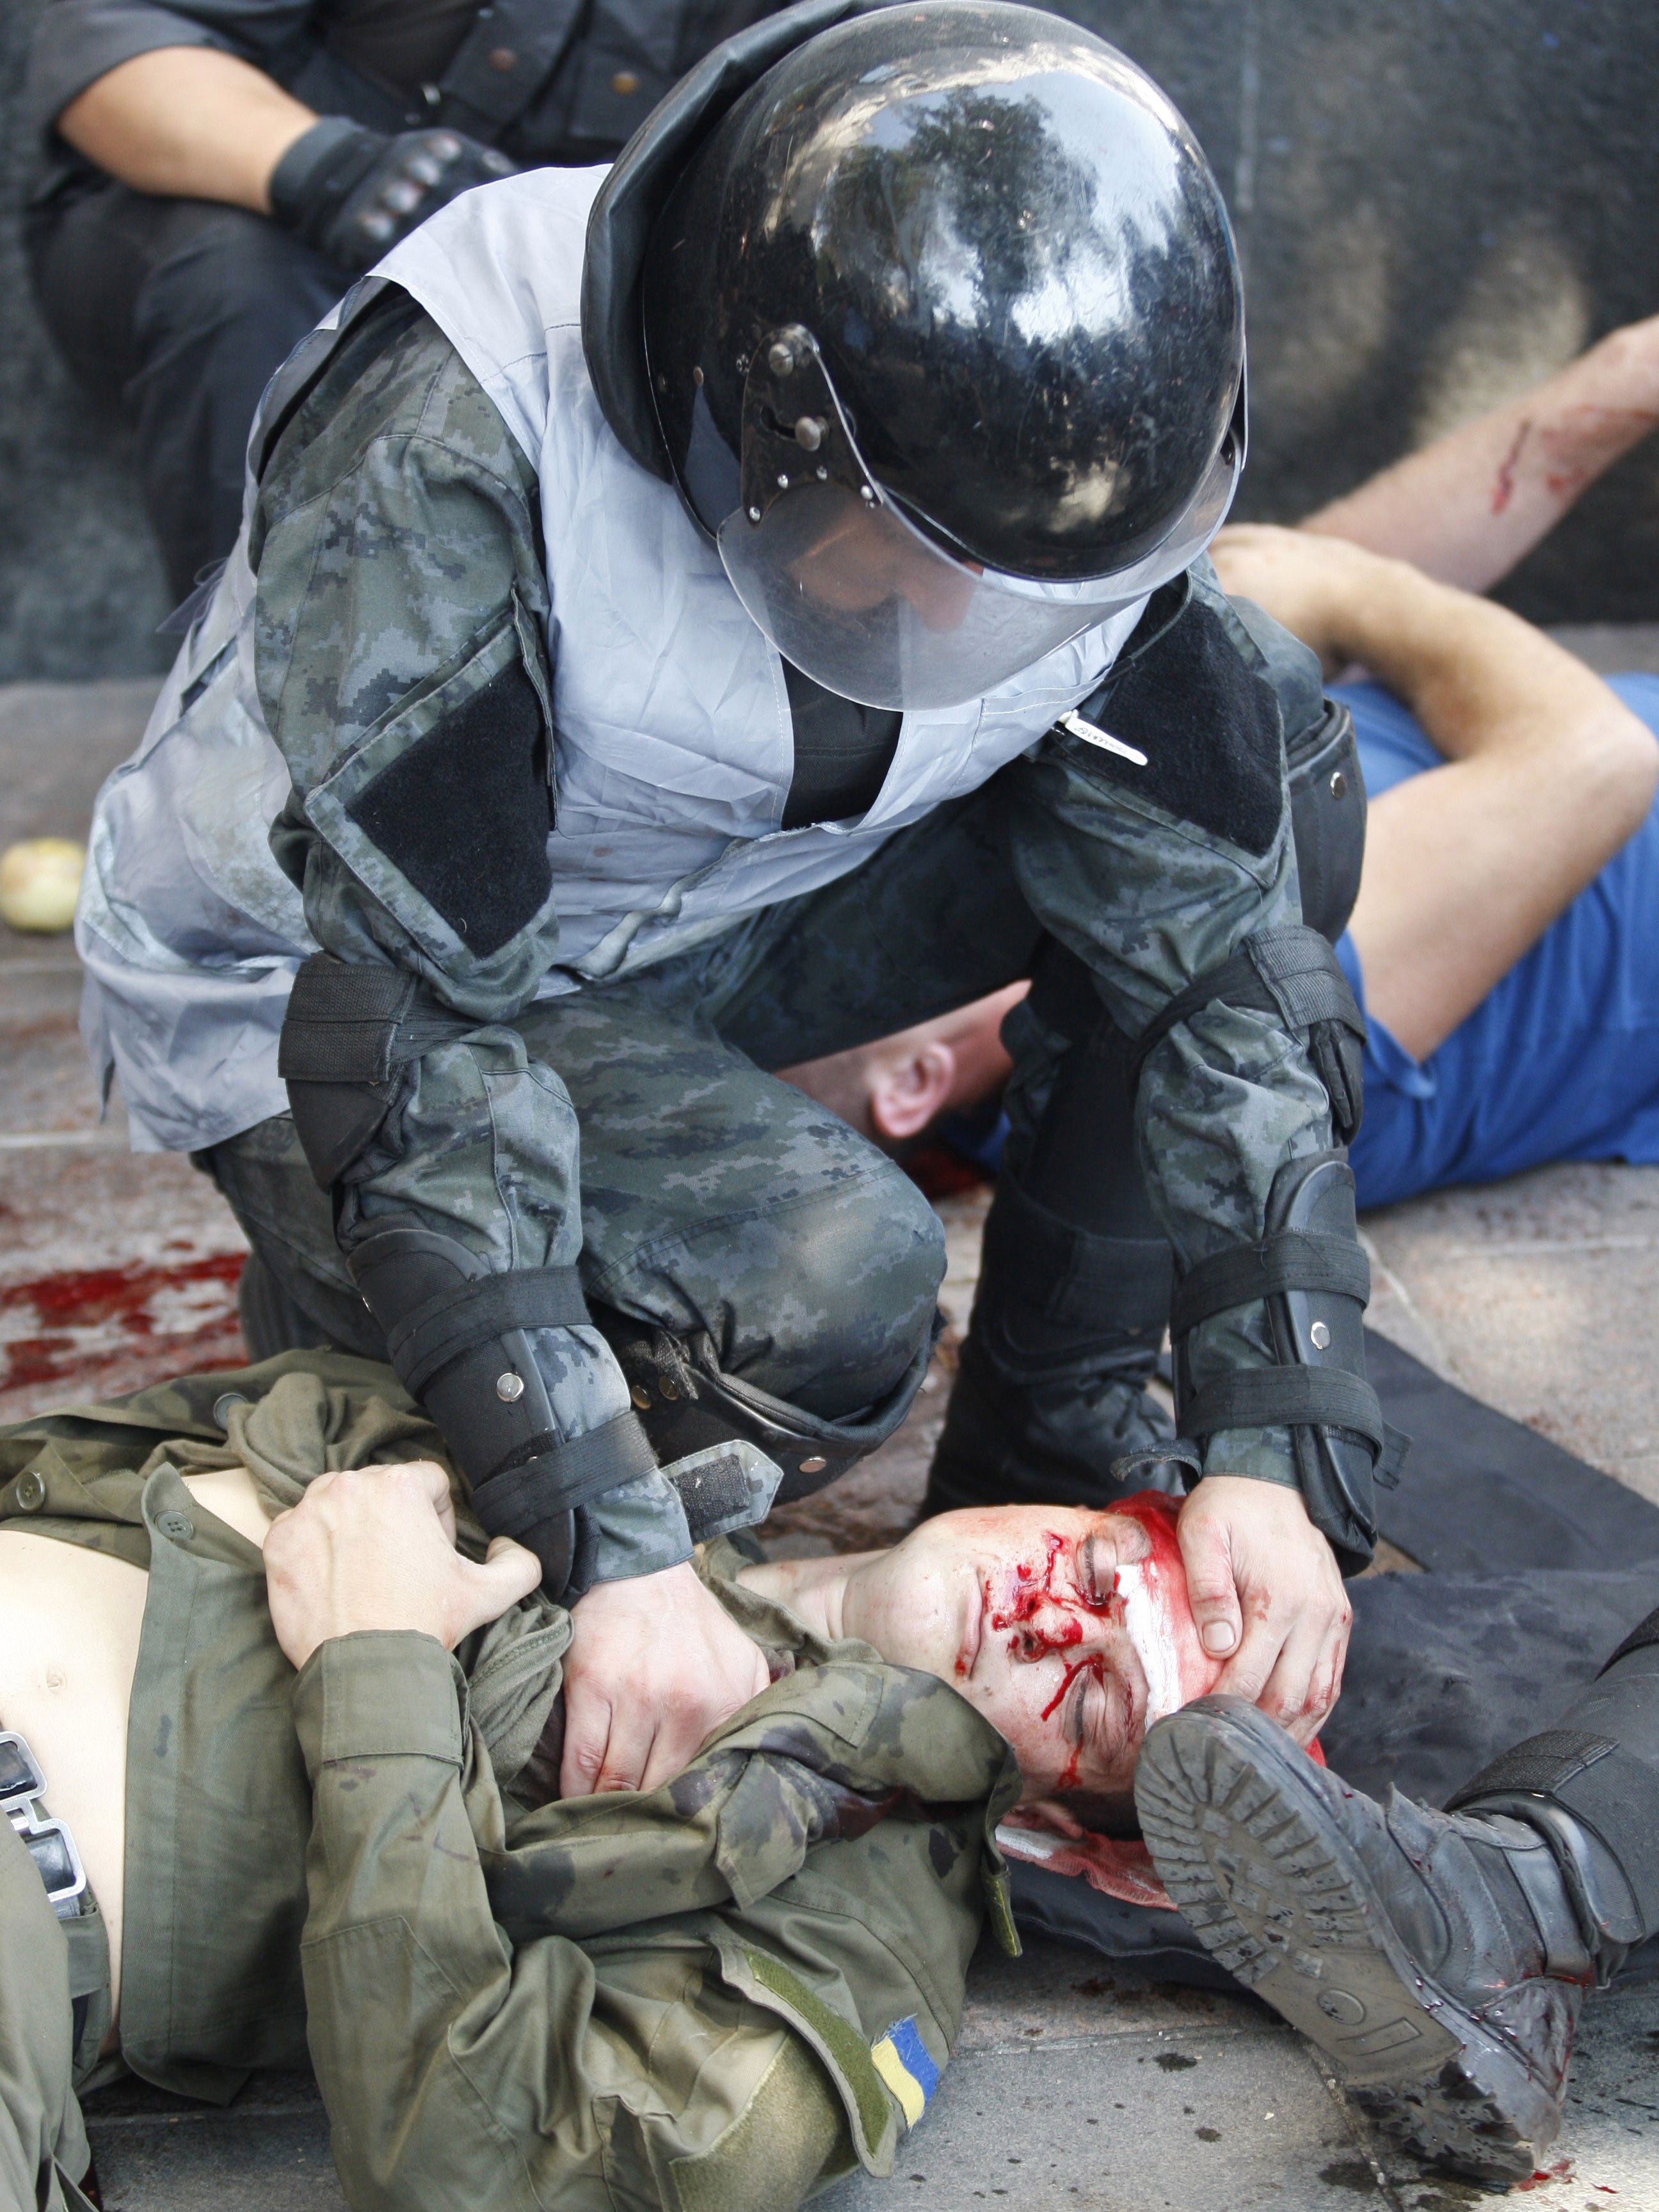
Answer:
[{"xmin": 206, "ymin": 769, "xmax": 1170, "ymax": 1474}]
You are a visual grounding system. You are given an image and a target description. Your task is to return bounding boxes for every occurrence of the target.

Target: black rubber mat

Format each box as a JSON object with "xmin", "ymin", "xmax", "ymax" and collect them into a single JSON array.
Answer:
[
  {"xmin": 1367, "ymin": 1328, "xmax": 1659, "ymax": 1571},
  {"xmin": 1328, "ymin": 1564, "xmax": 1659, "ymax": 1806}
]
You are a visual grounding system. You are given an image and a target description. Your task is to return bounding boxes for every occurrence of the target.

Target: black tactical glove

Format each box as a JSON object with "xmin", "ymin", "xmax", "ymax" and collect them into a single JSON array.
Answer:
[{"xmin": 269, "ymin": 116, "xmax": 517, "ymax": 275}]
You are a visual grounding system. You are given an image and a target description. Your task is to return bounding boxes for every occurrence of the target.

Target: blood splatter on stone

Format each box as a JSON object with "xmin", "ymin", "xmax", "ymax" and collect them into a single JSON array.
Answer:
[{"xmin": 0, "ymin": 1254, "xmax": 246, "ymax": 1398}]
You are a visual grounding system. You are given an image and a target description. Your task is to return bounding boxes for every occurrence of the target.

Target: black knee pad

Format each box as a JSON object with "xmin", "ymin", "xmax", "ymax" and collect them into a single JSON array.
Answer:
[
  {"xmin": 971, "ymin": 1174, "xmax": 1171, "ymax": 1375},
  {"xmin": 974, "ymin": 943, "xmax": 1172, "ymax": 1377}
]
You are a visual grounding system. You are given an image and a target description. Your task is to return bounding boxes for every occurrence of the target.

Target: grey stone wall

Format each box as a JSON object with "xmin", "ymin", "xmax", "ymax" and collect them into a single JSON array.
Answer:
[
  {"xmin": 3, "ymin": 0, "xmax": 1657, "ymax": 681},
  {"xmin": 1076, "ymin": 0, "xmax": 1659, "ymax": 629}
]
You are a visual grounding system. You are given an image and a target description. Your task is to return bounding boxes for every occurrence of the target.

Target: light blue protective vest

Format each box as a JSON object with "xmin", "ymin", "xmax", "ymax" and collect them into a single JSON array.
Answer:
[{"xmin": 78, "ymin": 170, "xmax": 1146, "ymax": 1151}]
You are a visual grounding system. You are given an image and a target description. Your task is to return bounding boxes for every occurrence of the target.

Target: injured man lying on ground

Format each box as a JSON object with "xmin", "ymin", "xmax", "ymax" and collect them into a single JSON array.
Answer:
[{"xmin": 4, "ymin": 1355, "xmax": 1656, "ymax": 2208}]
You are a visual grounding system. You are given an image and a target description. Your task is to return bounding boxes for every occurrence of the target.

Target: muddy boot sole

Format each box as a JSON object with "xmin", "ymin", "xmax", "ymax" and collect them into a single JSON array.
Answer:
[{"xmin": 1135, "ymin": 1699, "xmax": 1564, "ymax": 2190}]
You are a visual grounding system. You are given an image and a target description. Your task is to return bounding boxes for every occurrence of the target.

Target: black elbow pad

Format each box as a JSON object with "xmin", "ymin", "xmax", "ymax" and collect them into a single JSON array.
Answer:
[
  {"xmin": 278, "ymin": 953, "xmax": 418, "ymax": 1189},
  {"xmin": 277, "ymin": 953, "xmax": 467, "ymax": 1189},
  {"xmin": 1168, "ymin": 1151, "xmax": 1409, "ymax": 1574}
]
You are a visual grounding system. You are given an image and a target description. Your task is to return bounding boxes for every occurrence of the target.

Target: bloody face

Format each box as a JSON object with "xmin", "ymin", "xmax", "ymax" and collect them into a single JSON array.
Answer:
[{"xmin": 850, "ymin": 1495, "xmax": 1221, "ymax": 1802}]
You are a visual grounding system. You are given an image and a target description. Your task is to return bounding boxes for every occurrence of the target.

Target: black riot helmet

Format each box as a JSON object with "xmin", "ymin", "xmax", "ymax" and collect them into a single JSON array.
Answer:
[{"xmin": 584, "ymin": 0, "xmax": 1246, "ymax": 710}]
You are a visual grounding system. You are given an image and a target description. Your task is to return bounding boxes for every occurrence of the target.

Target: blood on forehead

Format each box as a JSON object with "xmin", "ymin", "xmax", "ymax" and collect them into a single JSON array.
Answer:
[
  {"xmin": 986, "ymin": 1528, "xmax": 1118, "ymax": 1660},
  {"xmin": 1102, "ymin": 1493, "xmax": 1328, "ymax": 1761},
  {"xmin": 984, "ymin": 1495, "xmax": 1327, "ymax": 1790},
  {"xmin": 1113, "ymin": 1493, "xmax": 1192, "ymax": 1615},
  {"xmin": 1111, "ymin": 1489, "xmax": 1224, "ymax": 1712},
  {"xmin": 984, "ymin": 1496, "xmax": 1192, "ymax": 1653},
  {"xmin": 983, "ymin": 1521, "xmax": 1128, "ymax": 1793},
  {"xmin": 984, "ymin": 1495, "xmax": 1223, "ymax": 1790}
]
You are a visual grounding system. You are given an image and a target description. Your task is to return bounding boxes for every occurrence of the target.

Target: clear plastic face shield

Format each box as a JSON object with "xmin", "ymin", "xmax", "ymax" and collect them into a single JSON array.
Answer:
[{"xmin": 708, "ymin": 327, "xmax": 1244, "ymax": 712}]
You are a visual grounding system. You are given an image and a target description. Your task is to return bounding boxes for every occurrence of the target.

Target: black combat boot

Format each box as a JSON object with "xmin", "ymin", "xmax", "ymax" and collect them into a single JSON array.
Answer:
[
  {"xmin": 1135, "ymin": 1697, "xmax": 1614, "ymax": 2188},
  {"xmin": 925, "ymin": 1320, "xmax": 1177, "ymax": 1514},
  {"xmin": 924, "ymin": 964, "xmax": 1180, "ymax": 1517}
]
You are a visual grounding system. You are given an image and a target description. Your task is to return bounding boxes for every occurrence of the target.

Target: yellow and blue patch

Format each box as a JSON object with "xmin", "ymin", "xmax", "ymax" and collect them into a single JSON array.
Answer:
[{"xmin": 870, "ymin": 2016, "xmax": 940, "ymax": 2128}]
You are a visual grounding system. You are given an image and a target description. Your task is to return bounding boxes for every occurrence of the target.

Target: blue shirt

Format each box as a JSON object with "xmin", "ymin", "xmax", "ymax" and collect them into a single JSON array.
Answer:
[
  {"xmin": 941, "ymin": 673, "xmax": 1659, "ymax": 1210},
  {"xmin": 1337, "ymin": 675, "xmax": 1659, "ymax": 1208}
]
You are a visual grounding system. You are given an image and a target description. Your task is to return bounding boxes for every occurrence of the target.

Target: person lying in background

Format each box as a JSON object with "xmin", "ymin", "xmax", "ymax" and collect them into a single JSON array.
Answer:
[
  {"xmin": 1211, "ymin": 524, "xmax": 1659, "ymax": 1206},
  {"xmin": 783, "ymin": 316, "xmax": 1659, "ymax": 1210},
  {"xmin": 1300, "ymin": 307, "xmax": 1659, "ymax": 594}
]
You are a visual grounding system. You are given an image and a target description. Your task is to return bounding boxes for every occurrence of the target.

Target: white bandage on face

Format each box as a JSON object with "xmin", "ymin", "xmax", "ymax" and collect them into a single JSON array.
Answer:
[{"xmin": 1116, "ymin": 1559, "xmax": 1186, "ymax": 1725}]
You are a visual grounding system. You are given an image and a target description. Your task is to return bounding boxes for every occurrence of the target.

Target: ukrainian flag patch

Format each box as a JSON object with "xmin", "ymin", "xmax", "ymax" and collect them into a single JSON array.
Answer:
[{"xmin": 870, "ymin": 2016, "xmax": 940, "ymax": 2128}]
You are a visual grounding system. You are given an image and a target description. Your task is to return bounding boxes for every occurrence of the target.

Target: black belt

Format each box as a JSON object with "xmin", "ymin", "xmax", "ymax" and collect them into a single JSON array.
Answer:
[{"xmin": 2, "ymin": 1731, "xmax": 86, "ymax": 1919}]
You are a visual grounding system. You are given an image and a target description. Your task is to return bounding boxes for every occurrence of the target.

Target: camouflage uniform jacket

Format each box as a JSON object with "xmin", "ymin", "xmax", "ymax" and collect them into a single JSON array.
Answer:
[{"xmin": 0, "ymin": 1354, "xmax": 1021, "ymax": 2210}]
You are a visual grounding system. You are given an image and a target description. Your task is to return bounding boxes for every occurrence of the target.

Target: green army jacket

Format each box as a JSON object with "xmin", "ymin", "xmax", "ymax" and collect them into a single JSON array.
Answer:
[{"xmin": 0, "ymin": 1353, "xmax": 1020, "ymax": 2211}]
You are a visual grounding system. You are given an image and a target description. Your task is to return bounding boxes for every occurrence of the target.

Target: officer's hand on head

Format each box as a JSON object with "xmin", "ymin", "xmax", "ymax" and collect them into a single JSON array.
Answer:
[
  {"xmin": 264, "ymin": 1460, "xmax": 541, "ymax": 1672},
  {"xmin": 559, "ymin": 1562, "xmax": 772, "ymax": 1799},
  {"xmin": 269, "ymin": 116, "xmax": 517, "ymax": 275},
  {"xmin": 1176, "ymin": 1475, "xmax": 1352, "ymax": 1744}
]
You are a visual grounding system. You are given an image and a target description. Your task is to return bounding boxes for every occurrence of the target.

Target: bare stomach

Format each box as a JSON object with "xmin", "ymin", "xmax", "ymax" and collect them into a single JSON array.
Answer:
[{"xmin": 0, "ymin": 1467, "xmax": 271, "ymax": 2040}]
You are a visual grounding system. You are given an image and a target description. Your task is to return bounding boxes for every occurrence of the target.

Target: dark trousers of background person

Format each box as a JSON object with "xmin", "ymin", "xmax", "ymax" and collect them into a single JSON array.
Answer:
[{"xmin": 26, "ymin": 184, "xmax": 341, "ymax": 607}]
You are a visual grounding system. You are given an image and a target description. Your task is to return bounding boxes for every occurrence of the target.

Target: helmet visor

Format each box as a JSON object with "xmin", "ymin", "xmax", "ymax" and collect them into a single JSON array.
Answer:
[{"xmin": 715, "ymin": 430, "xmax": 1240, "ymax": 711}]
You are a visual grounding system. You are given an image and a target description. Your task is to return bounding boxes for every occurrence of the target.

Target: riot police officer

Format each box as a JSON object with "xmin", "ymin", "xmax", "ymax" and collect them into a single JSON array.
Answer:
[{"xmin": 77, "ymin": 0, "xmax": 1382, "ymax": 1795}]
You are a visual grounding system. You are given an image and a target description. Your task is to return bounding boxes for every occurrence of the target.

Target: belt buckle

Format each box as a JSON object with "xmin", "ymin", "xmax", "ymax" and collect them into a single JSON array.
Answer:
[{"xmin": 1, "ymin": 1729, "xmax": 86, "ymax": 1918}]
